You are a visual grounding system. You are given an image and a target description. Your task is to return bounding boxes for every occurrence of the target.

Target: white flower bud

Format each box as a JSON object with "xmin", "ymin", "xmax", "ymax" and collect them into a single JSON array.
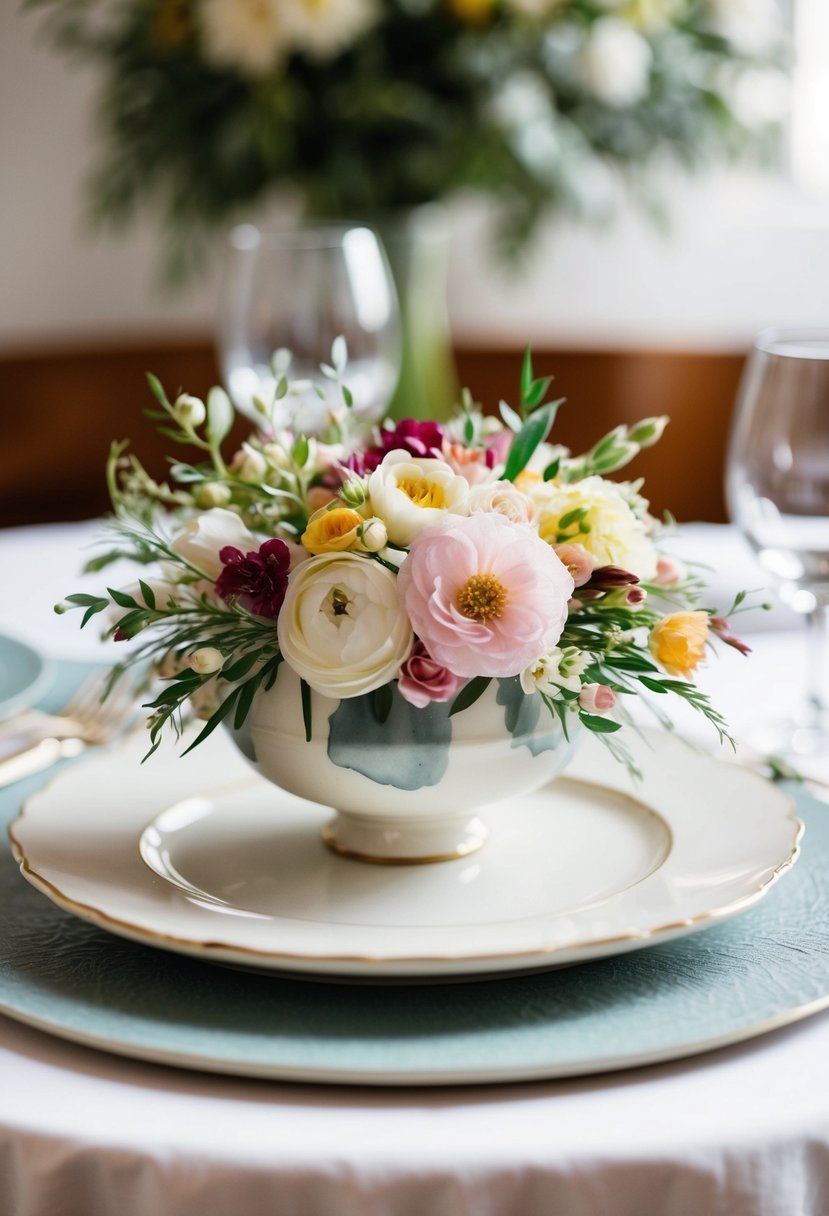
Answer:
[
  {"xmin": 231, "ymin": 443, "xmax": 268, "ymax": 483},
  {"xmin": 172, "ymin": 394, "xmax": 206, "ymax": 429},
  {"xmin": 628, "ymin": 416, "xmax": 669, "ymax": 448},
  {"xmin": 358, "ymin": 518, "xmax": 388, "ymax": 553},
  {"xmin": 263, "ymin": 442, "xmax": 293, "ymax": 471},
  {"xmin": 188, "ymin": 647, "xmax": 225, "ymax": 675},
  {"xmin": 194, "ymin": 482, "xmax": 232, "ymax": 509}
]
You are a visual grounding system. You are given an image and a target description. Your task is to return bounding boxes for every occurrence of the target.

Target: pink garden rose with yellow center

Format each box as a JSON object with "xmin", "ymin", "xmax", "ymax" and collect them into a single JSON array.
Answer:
[{"xmin": 397, "ymin": 514, "xmax": 574, "ymax": 679}]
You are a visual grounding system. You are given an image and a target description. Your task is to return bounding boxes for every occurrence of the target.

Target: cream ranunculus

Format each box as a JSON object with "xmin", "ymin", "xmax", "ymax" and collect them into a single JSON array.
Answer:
[
  {"xmin": 277, "ymin": 553, "xmax": 413, "ymax": 698},
  {"xmin": 530, "ymin": 475, "xmax": 658, "ymax": 579},
  {"xmin": 168, "ymin": 508, "xmax": 259, "ymax": 580},
  {"xmin": 467, "ymin": 480, "xmax": 536, "ymax": 526},
  {"xmin": 281, "ymin": 0, "xmax": 378, "ymax": 60},
  {"xmin": 367, "ymin": 449, "xmax": 470, "ymax": 546}
]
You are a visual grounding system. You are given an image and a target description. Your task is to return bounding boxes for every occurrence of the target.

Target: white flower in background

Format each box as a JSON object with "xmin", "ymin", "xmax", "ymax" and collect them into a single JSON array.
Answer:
[
  {"xmin": 168, "ymin": 508, "xmax": 259, "ymax": 580},
  {"xmin": 529, "ymin": 475, "xmax": 658, "ymax": 579},
  {"xmin": 467, "ymin": 480, "xmax": 536, "ymax": 526},
  {"xmin": 705, "ymin": 0, "xmax": 780, "ymax": 56},
  {"xmin": 728, "ymin": 66, "xmax": 790, "ymax": 129},
  {"xmin": 194, "ymin": 482, "xmax": 233, "ymax": 509},
  {"xmin": 367, "ymin": 450, "xmax": 470, "ymax": 546},
  {"xmin": 200, "ymin": 0, "xmax": 288, "ymax": 76},
  {"xmin": 172, "ymin": 393, "xmax": 206, "ymax": 429},
  {"xmin": 278, "ymin": 553, "xmax": 413, "ymax": 697},
  {"xmin": 521, "ymin": 647, "xmax": 588, "ymax": 696},
  {"xmin": 579, "ymin": 18, "xmax": 653, "ymax": 108},
  {"xmin": 281, "ymin": 0, "xmax": 378, "ymax": 60}
]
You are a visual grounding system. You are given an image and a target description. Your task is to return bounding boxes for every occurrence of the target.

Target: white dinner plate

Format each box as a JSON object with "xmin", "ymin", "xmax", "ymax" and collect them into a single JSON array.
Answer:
[
  {"xmin": 9, "ymin": 727, "xmax": 801, "ymax": 979},
  {"xmin": 0, "ymin": 634, "xmax": 52, "ymax": 718}
]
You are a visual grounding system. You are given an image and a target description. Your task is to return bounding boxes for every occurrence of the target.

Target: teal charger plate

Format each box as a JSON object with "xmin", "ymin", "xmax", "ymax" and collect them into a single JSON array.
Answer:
[{"xmin": 0, "ymin": 670, "xmax": 828, "ymax": 1085}]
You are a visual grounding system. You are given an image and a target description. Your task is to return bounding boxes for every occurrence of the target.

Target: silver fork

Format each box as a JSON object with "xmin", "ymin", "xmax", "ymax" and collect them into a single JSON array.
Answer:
[{"xmin": 0, "ymin": 671, "xmax": 139, "ymax": 789}]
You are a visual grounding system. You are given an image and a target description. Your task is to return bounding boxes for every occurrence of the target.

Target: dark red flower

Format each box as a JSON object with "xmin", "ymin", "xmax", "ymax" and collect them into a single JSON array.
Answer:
[
  {"xmin": 215, "ymin": 539, "xmax": 291, "ymax": 619},
  {"xmin": 359, "ymin": 418, "xmax": 445, "ymax": 474}
]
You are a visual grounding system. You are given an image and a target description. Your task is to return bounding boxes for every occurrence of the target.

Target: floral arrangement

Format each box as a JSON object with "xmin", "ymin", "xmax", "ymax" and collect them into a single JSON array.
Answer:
[
  {"xmin": 58, "ymin": 345, "xmax": 751, "ymax": 770},
  {"xmin": 29, "ymin": 0, "xmax": 787, "ymax": 276}
]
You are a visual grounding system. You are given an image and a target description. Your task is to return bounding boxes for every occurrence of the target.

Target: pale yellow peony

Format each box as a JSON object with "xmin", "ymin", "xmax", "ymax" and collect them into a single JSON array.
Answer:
[{"xmin": 529, "ymin": 475, "xmax": 658, "ymax": 579}]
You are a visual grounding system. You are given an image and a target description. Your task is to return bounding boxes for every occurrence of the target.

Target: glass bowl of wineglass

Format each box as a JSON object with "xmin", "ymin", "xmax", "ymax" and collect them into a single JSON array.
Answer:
[
  {"xmin": 726, "ymin": 327, "xmax": 829, "ymax": 765},
  {"xmin": 218, "ymin": 222, "xmax": 401, "ymax": 436}
]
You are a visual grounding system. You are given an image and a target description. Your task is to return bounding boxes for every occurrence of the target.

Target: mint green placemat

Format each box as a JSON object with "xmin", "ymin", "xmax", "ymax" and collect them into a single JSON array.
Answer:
[{"xmin": 1, "ymin": 663, "xmax": 828, "ymax": 1086}]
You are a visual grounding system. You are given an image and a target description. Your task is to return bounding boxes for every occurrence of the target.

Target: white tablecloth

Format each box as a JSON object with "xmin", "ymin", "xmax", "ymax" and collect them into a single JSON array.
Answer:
[{"xmin": 1, "ymin": 521, "xmax": 828, "ymax": 1216}]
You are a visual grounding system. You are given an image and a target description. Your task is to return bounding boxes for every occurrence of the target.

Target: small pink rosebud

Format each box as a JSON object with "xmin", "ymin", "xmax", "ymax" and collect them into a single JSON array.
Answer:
[
  {"xmin": 579, "ymin": 684, "xmax": 616, "ymax": 714},
  {"xmin": 586, "ymin": 565, "xmax": 640, "ymax": 590},
  {"xmin": 113, "ymin": 628, "xmax": 128, "ymax": 642},
  {"xmin": 627, "ymin": 586, "xmax": 647, "ymax": 606},
  {"xmin": 653, "ymin": 555, "xmax": 685, "ymax": 587},
  {"xmin": 710, "ymin": 617, "xmax": 752, "ymax": 657},
  {"xmin": 553, "ymin": 542, "xmax": 594, "ymax": 588}
]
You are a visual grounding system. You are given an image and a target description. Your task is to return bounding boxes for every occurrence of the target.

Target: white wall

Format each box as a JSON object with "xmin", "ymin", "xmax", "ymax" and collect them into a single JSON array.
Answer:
[{"xmin": 3, "ymin": 2, "xmax": 829, "ymax": 355}]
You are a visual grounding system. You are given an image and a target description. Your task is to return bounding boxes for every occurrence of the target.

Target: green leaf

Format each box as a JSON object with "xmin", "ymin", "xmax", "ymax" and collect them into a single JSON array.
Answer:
[
  {"xmin": 80, "ymin": 604, "xmax": 107, "ymax": 628},
  {"xmin": 300, "ymin": 678, "xmax": 313, "ymax": 742},
  {"xmin": 342, "ymin": 384, "xmax": 354, "ymax": 409},
  {"xmin": 207, "ymin": 386, "xmax": 234, "ymax": 447},
  {"xmin": 557, "ymin": 507, "xmax": 587, "ymax": 531},
  {"xmin": 499, "ymin": 399, "xmax": 523, "ymax": 433},
  {"xmin": 543, "ymin": 458, "xmax": 560, "ymax": 481},
  {"xmin": 604, "ymin": 654, "xmax": 659, "ymax": 673},
  {"xmin": 371, "ymin": 683, "xmax": 393, "ymax": 725},
  {"xmin": 523, "ymin": 376, "xmax": 553, "ymax": 410},
  {"xmin": 292, "ymin": 434, "xmax": 309, "ymax": 467},
  {"xmin": 449, "ymin": 676, "xmax": 491, "ymax": 717},
  {"xmin": 65, "ymin": 593, "xmax": 107, "ymax": 607},
  {"xmin": 233, "ymin": 678, "xmax": 258, "ymax": 731},
  {"xmin": 578, "ymin": 712, "xmax": 622, "ymax": 733},
  {"xmin": 107, "ymin": 586, "xmax": 139, "ymax": 609},
  {"xmin": 181, "ymin": 688, "xmax": 241, "ymax": 755},
  {"xmin": 502, "ymin": 400, "xmax": 562, "ymax": 483},
  {"xmin": 138, "ymin": 579, "xmax": 156, "ymax": 610},
  {"xmin": 221, "ymin": 651, "xmax": 262, "ymax": 682},
  {"xmin": 639, "ymin": 675, "xmax": 668, "ymax": 694},
  {"xmin": 145, "ymin": 371, "xmax": 169, "ymax": 407},
  {"xmin": 520, "ymin": 345, "xmax": 533, "ymax": 407}
]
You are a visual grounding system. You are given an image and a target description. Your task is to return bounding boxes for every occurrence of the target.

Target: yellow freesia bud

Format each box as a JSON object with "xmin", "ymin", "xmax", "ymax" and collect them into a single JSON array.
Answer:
[
  {"xmin": 649, "ymin": 611, "xmax": 709, "ymax": 679},
  {"xmin": 301, "ymin": 507, "xmax": 364, "ymax": 555}
]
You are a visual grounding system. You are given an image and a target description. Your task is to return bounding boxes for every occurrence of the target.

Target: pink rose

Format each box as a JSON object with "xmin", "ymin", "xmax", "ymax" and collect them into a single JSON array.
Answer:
[
  {"xmin": 579, "ymin": 684, "xmax": 616, "ymax": 714},
  {"xmin": 653, "ymin": 555, "xmax": 685, "ymax": 587},
  {"xmin": 442, "ymin": 440, "xmax": 496, "ymax": 486},
  {"xmin": 397, "ymin": 641, "xmax": 465, "ymax": 708},
  {"xmin": 397, "ymin": 514, "xmax": 574, "ymax": 679}
]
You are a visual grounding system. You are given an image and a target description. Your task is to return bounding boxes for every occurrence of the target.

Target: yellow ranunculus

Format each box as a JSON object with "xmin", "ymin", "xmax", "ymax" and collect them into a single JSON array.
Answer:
[
  {"xmin": 649, "ymin": 611, "xmax": 710, "ymax": 679},
  {"xmin": 301, "ymin": 507, "xmax": 364, "ymax": 555}
]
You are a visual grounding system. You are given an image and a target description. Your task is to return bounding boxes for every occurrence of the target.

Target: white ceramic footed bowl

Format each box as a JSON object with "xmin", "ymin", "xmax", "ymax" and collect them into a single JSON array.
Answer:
[{"xmin": 228, "ymin": 667, "xmax": 581, "ymax": 864}]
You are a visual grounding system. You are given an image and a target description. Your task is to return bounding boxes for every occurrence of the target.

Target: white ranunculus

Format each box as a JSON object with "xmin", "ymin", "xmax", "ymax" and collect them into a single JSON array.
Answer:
[
  {"xmin": 277, "ymin": 553, "xmax": 413, "ymax": 698},
  {"xmin": 521, "ymin": 646, "xmax": 588, "ymax": 696},
  {"xmin": 188, "ymin": 647, "xmax": 225, "ymax": 675},
  {"xmin": 281, "ymin": 0, "xmax": 377, "ymax": 60},
  {"xmin": 467, "ymin": 480, "xmax": 536, "ymax": 526},
  {"xmin": 200, "ymin": 0, "xmax": 287, "ymax": 76},
  {"xmin": 529, "ymin": 475, "xmax": 658, "ymax": 579},
  {"xmin": 579, "ymin": 18, "xmax": 652, "ymax": 108},
  {"xmin": 168, "ymin": 509, "xmax": 259, "ymax": 580},
  {"xmin": 367, "ymin": 450, "xmax": 470, "ymax": 547}
]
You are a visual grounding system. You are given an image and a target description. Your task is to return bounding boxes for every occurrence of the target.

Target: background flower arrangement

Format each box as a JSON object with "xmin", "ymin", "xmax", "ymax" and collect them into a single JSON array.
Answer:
[
  {"xmin": 58, "ymin": 345, "xmax": 752, "ymax": 773},
  {"xmin": 28, "ymin": 0, "xmax": 787, "ymax": 277}
]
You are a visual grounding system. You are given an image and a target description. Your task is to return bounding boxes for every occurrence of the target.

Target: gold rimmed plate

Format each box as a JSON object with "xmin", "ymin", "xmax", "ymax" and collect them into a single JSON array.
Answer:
[{"xmin": 8, "ymin": 727, "xmax": 801, "ymax": 980}]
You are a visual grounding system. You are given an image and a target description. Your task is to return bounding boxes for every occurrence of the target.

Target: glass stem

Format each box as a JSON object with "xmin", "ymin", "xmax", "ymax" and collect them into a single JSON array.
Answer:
[{"xmin": 803, "ymin": 605, "xmax": 829, "ymax": 727}]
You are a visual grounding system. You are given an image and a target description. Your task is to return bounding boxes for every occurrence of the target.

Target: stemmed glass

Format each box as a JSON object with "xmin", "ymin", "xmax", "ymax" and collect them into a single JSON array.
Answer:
[
  {"xmin": 217, "ymin": 222, "xmax": 401, "ymax": 435},
  {"xmin": 726, "ymin": 328, "xmax": 829, "ymax": 763}
]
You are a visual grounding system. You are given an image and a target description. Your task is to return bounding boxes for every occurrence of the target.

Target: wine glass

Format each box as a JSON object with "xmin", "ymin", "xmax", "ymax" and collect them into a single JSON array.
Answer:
[
  {"xmin": 218, "ymin": 222, "xmax": 401, "ymax": 435},
  {"xmin": 726, "ymin": 327, "xmax": 829, "ymax": 763}
]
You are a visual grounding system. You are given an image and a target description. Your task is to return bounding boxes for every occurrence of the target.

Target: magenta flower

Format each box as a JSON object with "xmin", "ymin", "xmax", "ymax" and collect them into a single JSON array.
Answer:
[
  {"xmin": 215, "ymin": 538, "xmax": 291, "ymax": 618},
  {"xmin": 359, "ymin": 418, "xmax": 445, "ymax": 474},
  {"xmin": 397, "ymin": 514, "xmax": 574, "ymax": 678},
  {"xmin": 397, "ymin": 641, "xmax": 465, "ymax": 708}
]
